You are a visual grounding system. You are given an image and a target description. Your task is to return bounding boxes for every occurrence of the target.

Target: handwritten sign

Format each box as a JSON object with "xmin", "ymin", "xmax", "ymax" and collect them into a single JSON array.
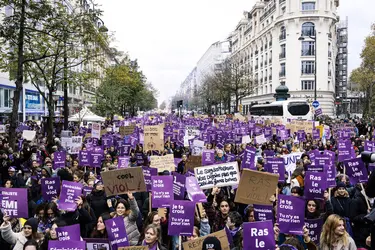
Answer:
[
  {"xmin": 150, "ymin": 154, "xmax": 175, "ymax": 173},
  {"xmin": 194, "ymin": 162, "xmax": 240, "ymax": 189},
  {"xmin": 144, "ymin": 125, "xmax": 164, "ymax": 152},
  {"xmin": 182, "ymin": 229, "xmax": 229, "ymax": 250}
]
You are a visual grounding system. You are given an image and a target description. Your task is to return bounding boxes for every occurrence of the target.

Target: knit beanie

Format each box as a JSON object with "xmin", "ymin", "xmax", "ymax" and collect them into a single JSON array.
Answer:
[
  {"xmin": 202, "ymin": 236, "xmax": 222, "ymax": 250},
  {"xmin": 24, "ymin": 218, "xmax": 38, "ymax": 233}
]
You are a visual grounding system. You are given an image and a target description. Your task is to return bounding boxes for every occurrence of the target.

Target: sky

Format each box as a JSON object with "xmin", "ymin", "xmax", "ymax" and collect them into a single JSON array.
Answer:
[{"xmin": 97, "ymin": 0, "xmax": 375, "ymax": 106}]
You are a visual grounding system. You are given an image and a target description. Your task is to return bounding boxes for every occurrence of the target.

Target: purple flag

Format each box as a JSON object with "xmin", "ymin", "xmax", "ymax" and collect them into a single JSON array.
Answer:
[
  {"xmin": 142, "ymin": 166, "xmax": 158, "ymax": 191},
  {"xmin": 58, "ymin": 181, "xmax": 83, "ymax": 211},
  {"xmin": 151, "ymin": 176, "xmax": 174, "ymax": 208},
  {"xmin": 305, "ymin": 218, "xmax": 323, "ymax": 246},
  {"xmin": 48, "ymin": 240, "xmax": 86, "ymax": 250},
  {"xmin": 79, "ymin": 150, "xmax": 90, "ymax": 166},
  {"xmin": 56, "ymin": 224, "xmax": 81, "ymax": 241},
  {"xmin": 41, "ymin": 177, "xmax": 60, "ymax": 201},
  {"xmin": 168, "ymin": 200, "xmax": 195, "ymax": 236},
  {"xmin": 253, "ymin": 204, "xmax": 274, "ymax": 222},
  {"xmin": 243, "ymin": 221, "xmax": 275, "ymax": 249},
  {"xmin": 118, "ymin": 156, "xmax": 129, "ymax": 168},
  {"xmin": 241, "ymin": 146, "xmax": 256, "ymax": 170},
  {"xmin": 343, "ymin": 158, "xmax": 368, "ymax": 184},
  {"xmin": 264, "ymin": 158, "xmax": 285, "ymax": 182},
  {"xmin": 53, "ymin": 151, "xmax": 66, "ymax": 169},
  {"xmin": 0, "ymin": 188, "xmax": 28, "ymax": 218},
  {"xmin": 304, "ymin": 172, "xmax": 327, "ymax": 200},
  {"xmin": 277, "ymin": 194, "xmax": 305, "ymax": 235},
  {"xmin": 202, "ymin": 149, "xmax": 215, "ymax": 166},
  {"xmin": 185, "ymin": 177, "xmax": 207, "ymax": 203},
  {"xmin": 172, "ymin": 172, "xmax": 186, "ymax": 200},
  {"xmin": 105, "ymin": 217, "xmax": 129, "ymax": 250}
]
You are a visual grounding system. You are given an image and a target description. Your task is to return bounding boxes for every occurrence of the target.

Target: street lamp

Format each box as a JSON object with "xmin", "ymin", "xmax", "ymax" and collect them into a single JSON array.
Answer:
[{"xmin": 298, "ymin": 32, "xmax": 317, "ymax": 103}]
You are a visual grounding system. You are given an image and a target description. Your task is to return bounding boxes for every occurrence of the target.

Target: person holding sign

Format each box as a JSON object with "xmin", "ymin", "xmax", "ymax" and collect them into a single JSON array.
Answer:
[{"xmin": 141, "ymin": 224, "xmax": 167, "ymax": 250}]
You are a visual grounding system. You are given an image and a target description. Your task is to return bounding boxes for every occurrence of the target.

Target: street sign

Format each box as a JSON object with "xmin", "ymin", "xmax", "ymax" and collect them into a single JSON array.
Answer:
[{"xmin": 312, "ymin": 100, "xmax": 320, "ymax": 109}]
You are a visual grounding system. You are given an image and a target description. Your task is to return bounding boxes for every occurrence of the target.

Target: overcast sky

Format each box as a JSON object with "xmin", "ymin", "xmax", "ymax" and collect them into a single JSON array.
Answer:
[{"xmin": 97, "ymin": 0, "xmax": 375, "ymax": 106}]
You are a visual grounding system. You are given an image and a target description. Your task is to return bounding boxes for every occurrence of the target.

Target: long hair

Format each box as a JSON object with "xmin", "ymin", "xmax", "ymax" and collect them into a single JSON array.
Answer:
[
  {"xmin": 43, "ymin": 202, "xmax": 60, "ymax": 224},
  {"xmin": 320, "ymin": 214, "xmax": 349, "ymax": 248},
  {"xmin": 91, "ymin": 213, "xmax": 111, "ymax": 238}
]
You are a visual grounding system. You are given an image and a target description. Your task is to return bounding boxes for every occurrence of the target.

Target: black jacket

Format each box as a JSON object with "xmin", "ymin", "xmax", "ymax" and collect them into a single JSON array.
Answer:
[
  {"xmin": 326, "ymin": 194, "xmax": 352, "ymax": 218},
  {"xmin": 87, "ymin": 190, "xmax": 109, "ymax": 219}
]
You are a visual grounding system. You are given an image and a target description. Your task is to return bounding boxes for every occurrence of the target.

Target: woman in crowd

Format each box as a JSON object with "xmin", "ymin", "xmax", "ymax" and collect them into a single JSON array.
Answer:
[
  {"xmin": 91, "ymin": 213, "xmax": 111, "ymax": 238},
  {"xmin": 140, "ymin": 224, "xmax": 167, "ymax": 250}
]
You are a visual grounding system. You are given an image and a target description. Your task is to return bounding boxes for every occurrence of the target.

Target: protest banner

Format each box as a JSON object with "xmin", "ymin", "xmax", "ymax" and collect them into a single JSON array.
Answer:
[
  {"xmin": 185, "ymin": 177, "xmax": 207, "ymax": 203},
  {"xmin": 264, "ymin": 157, "xmax": 285, "ymax": 182},
  {"xmin": 142, "ymin": 166, "xmax": 158, "ymax": 191},
  {"xmin": 22, "ymin": 130, "xmax": 36, "ymax": 141},
  {"xmin": 305, "ymin": 218, "xmax": 323, "ymax": 246},
  {"xmin": 201, "ymin": 149, "xmax": 215, "ymax": 166},
  {"xmin": 101, "ymin": 167, "xmax": 147, "ymax": 196},
  {"xmin": 48, "ymin": 240, "xmax": 86, "ymax": 250},
  {"xmin": 144, "ymin": 125, "xmax": 164, "ymax": 152},
  {"xmin": 235, "ymin": 169, "xmax": 279, "ymax": 205},
  {"xmin": 90, "ymin": 150, "xmax": 103, "ymax": 168},
  {"xmin": 56, "ymin": 224, "xmax": 81, "ymax": 241},
  {"xmin": 216, "ymin": 115, "xmax": 227, "ymax": 123},
  {"xmin": 304, "ymin": 172, "xmax": 327, "ymax": 200},
  {"xmin": 58, "ymin": 181, "xmax": 83, "ymax": 211},
  {"xmin": 119, "ymin": 125, "xmax": 136, "ymax": 136},
  {"xmin": 186, "ymin": 156, "xmax": 202, "ymax": 173},
  {"xmin": 84, "ymin": 238, "xmax": 111, "ymax": 250},
  {"xmin": 151, "ymin": 176, "xmax": 173, "ymax": 208},
  {"xmin": 192, "ymin": 139, "xmax": 205, "ymax": 156},
  {"xmin": 282, "ymin": 152, "xmax": 303, "ymax": 182},
  {"xmin": 150, "ymin": 154, "xmax": 175, "ymax": 173},
  {"xmin": 343, "ymin": 158, "xmax": 369, "ymax": 184},
  {"xmin": 172, "ymin": 172, "xmax": 186, "ymax": 200},
  {"xmin": 118, "ymin": 156, "xmax": 130, "ymax": 168},
  {"xmin": 53, "ymin": 151, "xmax": 66, "ymax": 169},
  {"xmin": 79, "ymin": 150, "xmax": 90, "ymax": 166},
  {"xmin": 168, "ymin": 200, "xmax": 195, "ymax": 236},
  {"xmin": 41, "ymin": 177, "xmax": 60, "ymax": 201},
  {"xmin": 91, "ymin": 123, "xmax": 101, "ymax": 139},
  {"xmin": 243, "ymin": 221, "xmax": 275, "ymax": 249},
  {"xmin": 105, "ymin": 217, "xmax": 129, "ymax": 250},
  {"xmin": 253, "ymin": 204, "xmax": 274, "ymax": 222},
  {"xmin": 255, "ymin": 134, "xmax": 267, "ymax": 144},
  {"xmin": 241, "ymin": 146, "xmax": 256, "ymax": 170},
  {"xmin": 277, "ymin": 194, "xmax": 305, "ymax": 235},
  {"xmin": 194, "ymin": 161, "xmax": 240, "ymax": 189},
  {"xmin": 0, "ymin": 188, "xmax": 28, "ymax": 218},
  {"xmin": 182, "ymin": 229, "xmax": 230, "ymax": 250},
  {"xmin": 70, "ymin": 136, "xmax": 83, "ymax": 154},
  {"xmin": 82, "ymin": 187, "xmax": 93, "ymax": 197}
]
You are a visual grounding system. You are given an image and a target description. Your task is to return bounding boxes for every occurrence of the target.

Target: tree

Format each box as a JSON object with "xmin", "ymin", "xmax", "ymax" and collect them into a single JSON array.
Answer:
[{"xmin": 159, "ymin": 101, "xmax": 167, "ymax": 110}]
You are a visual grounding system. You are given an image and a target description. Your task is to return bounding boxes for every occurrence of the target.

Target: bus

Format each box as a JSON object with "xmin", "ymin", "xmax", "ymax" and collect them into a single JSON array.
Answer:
[{"xmin": 249, "ymin": 100, "xmax": 313, "ymax": 122}]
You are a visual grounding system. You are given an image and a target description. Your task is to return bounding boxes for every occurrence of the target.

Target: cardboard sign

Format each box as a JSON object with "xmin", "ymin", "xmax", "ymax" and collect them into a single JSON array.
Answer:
[
  {"xmin": 216, "ymin": 115, "xmax": 227, "ymax": 123},
  {"xmin": 22, "ymin": 130, "xmax": 36, "ymax": 141},
  {"xmin": 144, "ymin": 125, "xmax": 164, "ymax": 152},
  {"xmin": 101, "ymin": 167, "xmax": 147, "ymax": 196},
  {"xmin": 150, "ymin": 154, "xmax": 175, "ymax": 173},
  {"xmin": 182, "ymin": 229, "xmax": 229, "ymax": 250},
  {"xmin": 235, "ymin": 169, "xmax": 279, "ymax": 205},
  {"xmin": 194, "ymin": 161, "xmax": 240, "ymax": 189},
  {"xmin": 186, "ymin": 156, "xmax": 202, "ymax": 173},
  {"xmin": 119, "ymin": 125, "xmax": 135, "ymax": 136},
  {"xmin": 119, "ymin": 247, "xmax": 148, "ymax": 250}
]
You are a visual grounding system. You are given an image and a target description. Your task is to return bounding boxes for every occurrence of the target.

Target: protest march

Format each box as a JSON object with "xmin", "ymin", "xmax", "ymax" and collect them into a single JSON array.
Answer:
[{"xmin": 0, "ymin": 113, "xmax": 374, "ymax": 250}]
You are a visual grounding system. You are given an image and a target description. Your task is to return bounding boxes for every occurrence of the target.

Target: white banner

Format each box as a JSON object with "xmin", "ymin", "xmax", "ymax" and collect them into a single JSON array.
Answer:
[
  {"xmin": 194, "ymin": 161, "xmax": 240, "ymax": 189},
  {"xmin": 91, "ymin": 123, "xmax": 101, "ymax": 139},
  {"xmin": 282, "ymin": 152, "xmax": 303, "ymax": 183}
]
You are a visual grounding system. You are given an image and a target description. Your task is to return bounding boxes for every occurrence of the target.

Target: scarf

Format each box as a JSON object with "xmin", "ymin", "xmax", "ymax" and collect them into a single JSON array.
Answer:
[
  {"xmin": 227, "ymin": 226, "xmax": 241, "ymax": 237},
  {"xmin": 142, "ymin": 240, "xmax": 158, "ymax": 250}
]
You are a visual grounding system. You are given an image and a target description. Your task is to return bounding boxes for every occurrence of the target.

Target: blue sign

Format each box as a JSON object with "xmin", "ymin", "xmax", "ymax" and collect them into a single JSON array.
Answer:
[
  {"xmin": 25, "ymin": 91, "xmax": 41, "ymax": 110},
  {"xmin": 312, "ymin": 101, "xmax": 320, "ymax": 109}
]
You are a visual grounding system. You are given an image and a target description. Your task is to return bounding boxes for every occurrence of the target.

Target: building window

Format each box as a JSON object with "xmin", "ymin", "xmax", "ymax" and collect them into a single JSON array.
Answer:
[
  {"xmin": 280, "ymin": 63, "xmax": 286, "ymax": 77},
  {"xmin": 328, "ymin": 62, "xmax": 332, "ymax": 76},
  {"xmin": 301, "ymin": 80, "xmax": 315, "ymax": 90},
  {"xmin": 301, "ymin": 61, "xmax": 315, "ymax": 74},
  {"xmin": 279, "ymin": 26, "xmax": 286, "ymax": 41},
  {"xmin": 302, "ymin": 2, "xmax": 316, "ymax": 11},
  {"xmin": 301, "ymin": 22, "xmax": 315, "ymax": 36},
  {"xmin": 280, "ymin": 44, "xmax": 286, "ymax": 59},
  {"xmin": 328, "ymin": 42, "xmax": 332, "ymax": 57},
  {"xmin": 301, "ymin": 41, "xmax": 315, "ymax": 56}
]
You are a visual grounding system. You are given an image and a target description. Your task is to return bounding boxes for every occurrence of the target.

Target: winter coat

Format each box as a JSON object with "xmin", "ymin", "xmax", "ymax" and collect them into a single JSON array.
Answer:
[
  {"xmin": 326, "ymin": 190, "xmax": 352, "ymax": 218},
  {"xmin": 0, "ymin": 223, "xmax": 29, "ymax": 250},
  {"xmin": 320, "ymin": 236, "xmax": 357, "ymax": 250},
  {"xmin": 87, "ymin": 190, "xmax": 109, "ymax": 219},
  {"xmin": 116, "ymin": 198, "xmax": 140, "ymax": 246}
]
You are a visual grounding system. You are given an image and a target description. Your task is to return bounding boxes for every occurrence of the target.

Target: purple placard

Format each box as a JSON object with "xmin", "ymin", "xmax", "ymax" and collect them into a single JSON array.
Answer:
[
  {"xmin": 264, "ymin": 157, "xmax": 285, "ymax": 182},
  {"xmin": 90, "ymin": 151, "xmax": 103, "ymax": 168},
  {"xmin": 142, "ymin": 166, "xmax": 158, "ymax": 192},
  {"xmin": 172, "ymin": 172, "xmax": 186, "ymax": 200},
  {"xmin": 202, "ymin": 149, "xmax": 215, "ymax": 166},
  {"xmin": 343, "ymin": 158, "xmax": 368, "ymax": 184},
  {"xmin": 314, "ymin": 154, "xmax": 330, "ymax": 167},
  {"xmin": 297, "ymin": 130, "xmax": 306, "ymax": 142},
  {"xmin": 0, "ymin": 188, "xmax": 28, "ymax": 218},
  {"xmin": 243, "ymin": 221, "xmax": 275, "ymax": 249},
  {"xmin": 337, "ymin": 140, "xmax": 353, "ymax": 162},
  {"xmin": 105, "ymin": 217, "xmax": 129, "ymax": 250},
  {"xmin": 82, "ymin": 187, "xmax": 93, "ymax": 197},
  {"xmin": 151, "ymin": 176, "xmax": 174, "ymax": 208},
  {"xmin": 304, "ymin": 172, "xmax": 327, "ymax": 200},
  {"xmin": 168, "ymin": 200, "xmax": 195, "ymax": 236},
  {"xmin": 305, "ymin": 165, "xmax": 323, "ymax": 172},
  {"xmin": 56, "ymin": 224, "xmax": 81, "ymax": 241},
  {"xmin": 185, "ymin": 177, "xmax": 207, "ymax": 203},
  {"xmin": 241, "ymin": 146, "xmax": 256, "ymax": 170},
  {"xmin": 79, "ymin": 150, "xmax": 90, "ymax": 166},
  {"xmin": 277, "ymin": 194, "xmax": 305, "ymax": 235},
  {"xmin": 305, "ymin": 218, "xmax": 323, "ymax": 246},
  {"xmin": 312, "ymin": 129, "xmax": 320, "ymax": 140},
  {"xmin": 118, "ymin": 156, "xmax": 129, "ymax": 169},
  {"xmin": 41, "ymin": 177, "xmax": 60, "ymax": 201},
  {"xmin": 48, "ymin": 240, "xmax": 86, "ymax": 250},
  {"xmin": 253, "ymin": 204, "xmax": 274, "ymax": 222},
  {"xmin": 263, "ymin": 150, "xmax": 275, "ymax": 158},
  {"xmin": 365, "ymin": 140, "xmax": 375, "ymax": 152},
  {"xmin": 54, "ymin": 151, "xmax": 66, "ymax": 169},
  {"xmin": 58, "ymin": 181, "xmax": 83, "ymax": 212},
  {"xmin": 326, "ymin": 163, "xmax": 337, "ymax": 188}
]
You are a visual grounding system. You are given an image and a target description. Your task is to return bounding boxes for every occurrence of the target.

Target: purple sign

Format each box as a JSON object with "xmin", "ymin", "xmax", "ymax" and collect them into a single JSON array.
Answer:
[
  {"xmin": 242, "ymin": 146, "xmax": 256, "ymax": 170},
  {"xmin": 79, "ymin": 150, "xmax": 90, "ymax": 166},
  {"xmin": 58, "ymin": 181, "xmax": 83, "ymax": 211},
  {"xmin": 0, "ymin": 188, "xmax": 28, "ymax": 218},
  {"xmin": 168, "ymin": 200, "xmax": 195, "ymax": 236},
  {"xmin": 304, "ymin": 172, "xmax": 327, "ymax": 200},
  {"xmin": 365, "ymin": 140, "xmax": 375, "ymax": 152},
  {"xmin": 82, "ymin": 187, "xmax": 93, "ymax": 197},
  {"xmin": 56, "ymin": 224, "xmax": 81, "ymax": 241},
  {"xmin": 305, "ymin": 165, "xmax": 323, "ymax": 172},
  {"xmin": 277, "ymin": 194, "xmax": 305, "ymax": 235},
  {"xmin": 343, "ymin": 158, "xmax": 368, "ymax": 184},
  {"xmin": 142, "ymin": 166, "xmax": 158, "ymax": 191},
  {"xmin": 253, "ymin": 204, "xmax": 274, "ymax": 222},
  {"xmin": 105, "ymin": 216, "xmax": 129, "ymax": 250},
  {"xmin": 90, "ymin": 151, "xmax": 103, "ymax": 168},
  {"xmin": 297, "ymin": 130, "xmax": 306, "ymax": 142},
  {"xmin": 172, "ymin": 172, "xmax": 186, "ymax": 200},
  {"xmin": 312, "ymin": 129, "xmax": 320, "ymax": 140},
  {"xmin": 305, "ymin": 218, "xmax": 323, "ymax": 246},
  {"xmin": 337, "ymin": 140, "xmax": 354, "ymax": 162},
  {"xmin": 264, "ymin": 158, "xmax": 285, "ymax": 182},
  {"xmin": 54, "ymin": 151, "xmax": 66, "ymax": 169},
  {"xmin": 48, "ymin": 240, "xmax": 86, "ymax": 250},
  {"xmin": 118, "ymin": 156, "xmax": 129, "ymax": 168},
  {"xmin": 243, "ymin": 221, "xmax": 275, "ymax": 249},
  {"xmin": 185, "ymin": 177, "xmax": 207, "ymax": 203},
  {"xmin": 41, "ymin": 177, "xmax": 60, "ymax": 201},
  {"xmin": 326, "ymin": 163, "xmax": 337, "ymax": 188},
  {"xmin": 314, "ymin": 154, "xmax": 330, "ymax": 167},
  {"xmin": 202, "ymin": 149, "xmax": 215, "ymax": 166},
  {"xmin": 151, "ymin": 176, "xmax": 174, "ymax": 208}
]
